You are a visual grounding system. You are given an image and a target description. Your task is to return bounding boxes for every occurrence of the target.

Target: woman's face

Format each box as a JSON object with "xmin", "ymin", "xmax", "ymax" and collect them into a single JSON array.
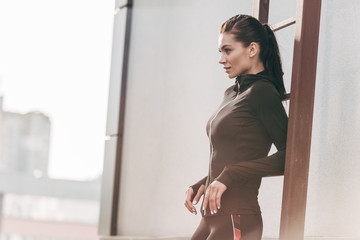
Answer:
[{"xmin": 218, "ymin": 33, "xmax": 252, "ymax": 79}]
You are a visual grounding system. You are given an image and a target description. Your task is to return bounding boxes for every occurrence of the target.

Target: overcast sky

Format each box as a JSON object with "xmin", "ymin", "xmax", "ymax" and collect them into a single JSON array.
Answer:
[{"xmin": 0, "ymin": 0, "xmax": 114, "ymax": 181}]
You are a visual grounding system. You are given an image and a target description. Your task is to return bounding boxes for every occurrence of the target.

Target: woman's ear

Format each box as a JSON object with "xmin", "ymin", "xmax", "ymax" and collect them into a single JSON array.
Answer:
[{"xmin": 248, "ymin": 42, "xmax": 259, "ymax": 58}]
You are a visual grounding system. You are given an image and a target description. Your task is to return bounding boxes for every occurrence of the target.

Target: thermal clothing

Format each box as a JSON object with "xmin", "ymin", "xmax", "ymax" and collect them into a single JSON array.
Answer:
[
  {"xmin": 191, "ymin": 214, "xmax": 263, "ymax": 240},
  {"xmin": 190, "ymin": 70, "xmax": 288, "ymax": 217}
]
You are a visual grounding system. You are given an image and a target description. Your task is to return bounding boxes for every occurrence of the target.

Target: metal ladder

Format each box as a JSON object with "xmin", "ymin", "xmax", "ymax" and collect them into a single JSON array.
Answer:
[{"xmin": 253, "ymin": 0, "xmax": 322, "ymax": 239}]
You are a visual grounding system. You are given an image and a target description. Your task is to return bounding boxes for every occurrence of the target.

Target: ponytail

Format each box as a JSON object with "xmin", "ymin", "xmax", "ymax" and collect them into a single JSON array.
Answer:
[{"xmin": 262, "ymin": 24, "xmax": 286, "ymax": 99}]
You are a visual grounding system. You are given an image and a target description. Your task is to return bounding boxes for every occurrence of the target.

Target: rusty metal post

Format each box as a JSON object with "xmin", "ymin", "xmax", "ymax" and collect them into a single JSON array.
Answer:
[
  {"xmin": 253, "ymin": 0, "xmax": 270, "ymax": 23},
  {"xmin": 279, "ymin": 0, "xmax": 322, "ymax": 239}
]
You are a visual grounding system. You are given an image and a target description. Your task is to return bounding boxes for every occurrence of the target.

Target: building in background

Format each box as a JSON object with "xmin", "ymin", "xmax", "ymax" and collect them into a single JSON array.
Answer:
[
  {"xmin": 0, "ymin": 96, "xmax": 101, "ymax": 240},
  {"xmin": 0, "ymin": 96, "xmax": 50, "ymax": 178}
]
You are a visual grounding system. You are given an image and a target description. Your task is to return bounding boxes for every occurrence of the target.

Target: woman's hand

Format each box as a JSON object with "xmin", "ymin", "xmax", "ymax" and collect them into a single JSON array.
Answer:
[
  {"xmin": 203, "ymin": 180, "xmax": 227, "ymax": 215},
  {"xmin": 184, "ymin": 185, "xmax": 205, "ymax": 215}
]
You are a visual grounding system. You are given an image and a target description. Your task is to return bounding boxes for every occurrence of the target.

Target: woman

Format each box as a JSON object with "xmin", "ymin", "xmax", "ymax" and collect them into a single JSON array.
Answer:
[{"xmin": 184, "ymin": 14, "xmax": 288, "ymax": 240}]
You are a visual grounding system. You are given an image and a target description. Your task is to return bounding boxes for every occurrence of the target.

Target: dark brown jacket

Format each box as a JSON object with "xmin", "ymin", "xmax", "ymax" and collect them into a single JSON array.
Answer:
[{"xmin": 190, "ymin": 70, "xmax": 288, "ymax": 217}]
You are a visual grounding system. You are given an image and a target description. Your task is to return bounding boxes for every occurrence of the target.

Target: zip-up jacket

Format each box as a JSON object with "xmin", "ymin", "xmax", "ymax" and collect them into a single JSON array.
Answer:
[{"xmin": 190, "ymin": 70, "xmax": 288, "ymax": 217}]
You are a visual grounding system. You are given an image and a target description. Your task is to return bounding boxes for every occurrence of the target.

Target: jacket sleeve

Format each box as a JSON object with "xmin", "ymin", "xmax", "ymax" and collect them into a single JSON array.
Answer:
[
  {"xmin": 215, "ymin": 82, "xmax": 288, "ymax": 188},
  {"xmin": 189, "ymin": 176, "xmax": 207, "ymax": 195}
]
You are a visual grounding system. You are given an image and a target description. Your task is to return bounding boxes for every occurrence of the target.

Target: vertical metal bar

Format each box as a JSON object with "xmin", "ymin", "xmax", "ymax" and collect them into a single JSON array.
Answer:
[
  {"xmin": 252, "ymin": 0, "xmax": 270, "ymax": 23},
  {"xmin": 112, "ymin": 0, "xmax": 132, "ymax": 235},
  {"xmin": 279, "ymin": 0, "xmax": 322, "ymax": 239},
  {"xmin": 98, "ymin": 0, "xmax": 132, "ymax": 237}
]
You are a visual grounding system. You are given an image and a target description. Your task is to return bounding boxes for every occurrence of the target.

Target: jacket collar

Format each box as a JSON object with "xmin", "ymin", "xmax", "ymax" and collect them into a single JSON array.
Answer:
[{"xmin": 233, "ymin": 69, "xmax": 279, "ymax": 93}]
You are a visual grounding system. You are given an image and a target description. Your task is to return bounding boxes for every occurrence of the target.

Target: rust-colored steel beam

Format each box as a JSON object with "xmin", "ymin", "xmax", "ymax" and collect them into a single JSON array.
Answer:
[
  {"xmin": 283, "ymin": 93, "xmax": 291, "ymax": 101},
  {"xmin": 279, "ymin": 0, "xmax": 322, "ymax": 239},
  {"xmin": 253, "ymin": 0, "xmax": 270, "ymax": 23},
  {"xmin": 272, "ymin": 16, "xmax": 296, "ymax": 32}
]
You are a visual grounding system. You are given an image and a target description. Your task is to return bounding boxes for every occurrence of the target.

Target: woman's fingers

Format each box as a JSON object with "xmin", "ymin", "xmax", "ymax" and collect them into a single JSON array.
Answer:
[
  {"xmin": 209, "ymin": 188, "xmax": 217, "ymax": 214},
  {"xmin": 204, "ymin": 181, "xmax": 227, "ymax": 215},
  {"xmin": 200, "ymin": 181, "xmax": 227, "ymax": 215},
  {"xmin": 215, "ymin": 181, "xmax": 226, "ymax": 210},
  {"xmin": 203, "ymin": 185, "xmax": 217, "ymax": 215},
  {"xmin": 184, "ymin": 187, "xmax": 197, "ymax": 214},
  {"xmin": 192, "ymin": 184, "xmax": 205, "ymax": 205},
  {"xmin": 202, "ymin": 188, "xmax": 209, "ymax": 215},
  {"xmin": 215, "ymin": 190, "xmax": 222, "ymax": 210}
]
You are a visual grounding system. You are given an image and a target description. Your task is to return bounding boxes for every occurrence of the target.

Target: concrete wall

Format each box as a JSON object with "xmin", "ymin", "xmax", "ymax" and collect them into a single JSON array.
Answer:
[
  {"xmin": 110, "ymin": 0, "xmax": 360, "ymax": 238},
  {"xmin": 305, "ymin": 0, "xmax": 360, "ymax": 237}
]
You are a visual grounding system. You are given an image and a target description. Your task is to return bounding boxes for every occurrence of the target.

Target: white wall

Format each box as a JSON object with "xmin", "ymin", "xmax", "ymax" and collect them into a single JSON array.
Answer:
[
  {"xmin": 305, "ymin": 0, "xmax": 360, "ymax": 237},
  {"xmin": 114, "ymin": 0, "xmax": 360, "ymax": 238},
  {"xmin": 117, "ymin": 0, "xmax": 252, "ymax": 237}
]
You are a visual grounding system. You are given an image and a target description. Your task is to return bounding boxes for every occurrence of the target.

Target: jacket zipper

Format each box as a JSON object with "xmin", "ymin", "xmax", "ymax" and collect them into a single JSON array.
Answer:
[{"xmin": 203, "ymin": 83, "xmax": 240, "ymax": 215}]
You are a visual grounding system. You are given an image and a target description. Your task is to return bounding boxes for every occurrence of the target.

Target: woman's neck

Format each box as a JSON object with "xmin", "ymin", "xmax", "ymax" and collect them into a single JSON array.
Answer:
[{"xmin": 246, "ymin": 61, "xmax": 265, "ymax": 75}]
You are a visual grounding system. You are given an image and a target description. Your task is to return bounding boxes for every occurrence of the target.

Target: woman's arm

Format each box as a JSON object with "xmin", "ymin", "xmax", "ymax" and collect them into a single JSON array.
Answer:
[
  {"xmin": 216, "ymin": 82, "xmax": 288, "ymax": 188},
  {"xmin": 215, "ymin": 147, "xmax": 286, "ymax": 187}
]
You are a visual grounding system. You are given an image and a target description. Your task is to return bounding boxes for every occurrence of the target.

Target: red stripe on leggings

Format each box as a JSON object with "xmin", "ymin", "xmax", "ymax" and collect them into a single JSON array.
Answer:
[{"xmin": 232, "ymin": 214, "xmax": 241, "ymax": 240}]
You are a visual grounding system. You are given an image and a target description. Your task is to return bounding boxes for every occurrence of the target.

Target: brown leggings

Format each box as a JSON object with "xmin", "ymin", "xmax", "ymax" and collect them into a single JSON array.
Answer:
[{"xmin": 191, "ymin": 214, "xmax": 263, "ymax": 240}]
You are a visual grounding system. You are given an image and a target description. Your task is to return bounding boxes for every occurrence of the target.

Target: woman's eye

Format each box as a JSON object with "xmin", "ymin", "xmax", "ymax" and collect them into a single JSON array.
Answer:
[{"xmin": 218, "ymin": 49, "xmax": 231, "ymax": 53}]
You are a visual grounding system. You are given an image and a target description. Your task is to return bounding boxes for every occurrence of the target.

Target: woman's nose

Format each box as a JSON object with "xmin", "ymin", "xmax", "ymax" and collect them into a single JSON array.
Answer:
[{"xmin": 218, "ymin": 54, "xmax": 226, "ymax": 64}]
